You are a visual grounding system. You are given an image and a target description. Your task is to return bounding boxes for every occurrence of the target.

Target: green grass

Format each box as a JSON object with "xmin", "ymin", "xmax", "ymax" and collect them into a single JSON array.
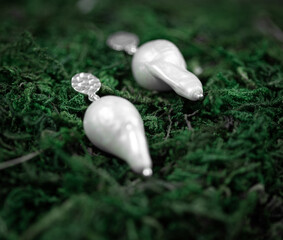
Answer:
[{"xmin": 0, "ymin": 0, "xmax": 282, "ymax": 239}]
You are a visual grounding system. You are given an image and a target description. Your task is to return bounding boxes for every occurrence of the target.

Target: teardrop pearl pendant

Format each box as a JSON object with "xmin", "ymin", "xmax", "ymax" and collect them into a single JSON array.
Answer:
[
  {"xmin": 107, "ymin": 32, "xmax": 204, "ymax": 101},
  {"xmin": 71, "ymin": 73, "xmax": 153, "ymax": 176}
]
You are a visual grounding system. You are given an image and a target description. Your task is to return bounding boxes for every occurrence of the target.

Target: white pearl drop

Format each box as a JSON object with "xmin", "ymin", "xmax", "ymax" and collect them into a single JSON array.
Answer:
[
  {"xmin": 83, "ymin": 96, "xmax": 152, "ymax": 174},
  {"xmin": 132, "ymin": 40, "xmax": 203, "ymax": 101}
]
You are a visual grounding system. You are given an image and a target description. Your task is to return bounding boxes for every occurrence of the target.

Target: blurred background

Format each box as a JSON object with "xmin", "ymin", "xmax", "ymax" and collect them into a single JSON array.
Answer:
[
  {"xmin": 1, "ymin": 0, "xmax": 283, "ymax": 52},
  {"xmin": 1, "ymin": 0, "xmax": 283, "ymax": 82}
]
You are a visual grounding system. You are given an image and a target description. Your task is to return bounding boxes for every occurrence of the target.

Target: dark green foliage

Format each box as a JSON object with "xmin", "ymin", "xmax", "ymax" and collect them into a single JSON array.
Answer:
[{"xmin": 0, "ymin": 0, "xmax": 282, "ymax": 239}]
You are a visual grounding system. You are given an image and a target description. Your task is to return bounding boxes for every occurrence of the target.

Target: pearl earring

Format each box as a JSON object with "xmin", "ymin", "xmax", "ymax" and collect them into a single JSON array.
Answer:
[
  {"xmin": 71, "ymin": 72, "xmax": 153, "ymax": 176},
  {"xmin": 107, "ymin": 31, "xmax": 204, "ymax": 101}
]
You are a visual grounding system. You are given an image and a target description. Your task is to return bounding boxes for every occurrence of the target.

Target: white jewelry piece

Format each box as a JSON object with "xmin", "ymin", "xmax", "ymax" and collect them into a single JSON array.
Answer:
[
  {"xmin": 71, "ymin": 73, "xmax": 153, "ymax": 176},
  {"xmin": 107, "ymin": 31, "xmax": 204, "ymax": 101}
]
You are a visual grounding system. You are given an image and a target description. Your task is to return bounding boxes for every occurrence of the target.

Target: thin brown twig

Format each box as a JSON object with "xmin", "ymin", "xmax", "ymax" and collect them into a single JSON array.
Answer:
[
  {"xmin": 184, "ymin": 110, "xmax": 199, "ymax": 131},
  {"xmin": 51, "ymin": 102, "xmax": 59, "ymax": 114},
  {"xmin": 186, "ymin": 110, "xmax": 199, "ymax": 118},
  {"xmin": 256, "ymin": 16, "xmax": 283, "ymax": 43},
  {"xmin": 184, "ymin": 114, "xmax": 193, "ymax": 131},
  {"xmin": 165, "ymin": 108, "xmax": 173, "ymax": 140},
  {"xmin": 0, "ymin": 150, "xmax": 42, "ymax": 170}
]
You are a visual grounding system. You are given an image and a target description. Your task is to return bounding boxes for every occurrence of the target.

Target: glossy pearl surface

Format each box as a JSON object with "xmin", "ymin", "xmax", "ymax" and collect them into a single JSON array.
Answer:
[
  {"xmin": 132, "ymin": 40, "xmax": 203, "ymax": 101},
  {"xmin": 83, "ymin": 96, "xmax": 152, "ymax": 174}
]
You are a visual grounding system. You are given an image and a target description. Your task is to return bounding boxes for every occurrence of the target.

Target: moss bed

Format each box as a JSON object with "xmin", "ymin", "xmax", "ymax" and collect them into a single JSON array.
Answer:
[{"xmin": 0, "ymin": 0, "xmax": 283, "ymax": 239}]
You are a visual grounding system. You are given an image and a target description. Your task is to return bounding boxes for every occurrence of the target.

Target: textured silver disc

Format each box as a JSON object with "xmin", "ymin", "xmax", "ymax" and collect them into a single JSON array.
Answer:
[
  {"xmin": 71, "ymin": 73, "xmax": 101, "ymax": 101},
  {"xmin": 106, "ymin": 31, "xmax": 139, "ymax": 55}
]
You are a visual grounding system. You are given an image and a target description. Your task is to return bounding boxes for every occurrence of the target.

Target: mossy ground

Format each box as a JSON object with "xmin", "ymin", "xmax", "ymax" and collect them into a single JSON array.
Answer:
[{"xmin": 0, "ymin": 0, "xmax": 282, "ymax": 239}]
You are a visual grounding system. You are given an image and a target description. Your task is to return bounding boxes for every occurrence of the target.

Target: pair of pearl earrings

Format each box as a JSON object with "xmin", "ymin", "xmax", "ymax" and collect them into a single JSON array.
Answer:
[{"xmin": 72, "ymin": 32, "xmax": 203, "ymax": 177}]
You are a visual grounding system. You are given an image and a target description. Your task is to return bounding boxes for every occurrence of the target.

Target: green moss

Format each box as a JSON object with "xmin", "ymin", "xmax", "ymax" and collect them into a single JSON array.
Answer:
[{"xmin": 0, "ymin": 0, "xmax": 283, "ymax": 239}]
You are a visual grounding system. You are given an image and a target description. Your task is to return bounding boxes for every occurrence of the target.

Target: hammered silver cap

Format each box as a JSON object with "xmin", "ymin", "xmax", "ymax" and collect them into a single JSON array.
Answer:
[{"xmin": 71, "ymin": 73, "xmax": 101, "ymax": 101}]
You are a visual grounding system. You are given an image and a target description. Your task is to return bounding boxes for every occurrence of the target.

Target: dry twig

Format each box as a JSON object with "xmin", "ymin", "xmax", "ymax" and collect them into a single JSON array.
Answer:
[
  {"xmin": 165, "ymin": 107, "xmax": 173, "ymax": 140},
  {"xmin": 0, "ymin": 151, "xmax": 42, "ymax": 170},
  {"xmin": 184, "ymin": 110, "xmax": 199, "ymax": 131}
]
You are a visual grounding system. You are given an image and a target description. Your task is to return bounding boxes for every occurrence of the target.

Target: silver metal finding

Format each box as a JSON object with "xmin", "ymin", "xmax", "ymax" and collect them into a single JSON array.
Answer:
[
  {"xmin": 71, "ymin": 73, "xmax": 101, "ymax": 101},
  {"xmin": 106, "ymin": 31, "xmax": 139, "ymax": 55}
]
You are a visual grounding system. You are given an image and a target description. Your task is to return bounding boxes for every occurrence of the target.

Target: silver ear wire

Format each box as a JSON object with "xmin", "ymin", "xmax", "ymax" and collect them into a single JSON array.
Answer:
[{"xmin": 71, "ymin": 73, "xmax": 101, "ymax": 101}]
